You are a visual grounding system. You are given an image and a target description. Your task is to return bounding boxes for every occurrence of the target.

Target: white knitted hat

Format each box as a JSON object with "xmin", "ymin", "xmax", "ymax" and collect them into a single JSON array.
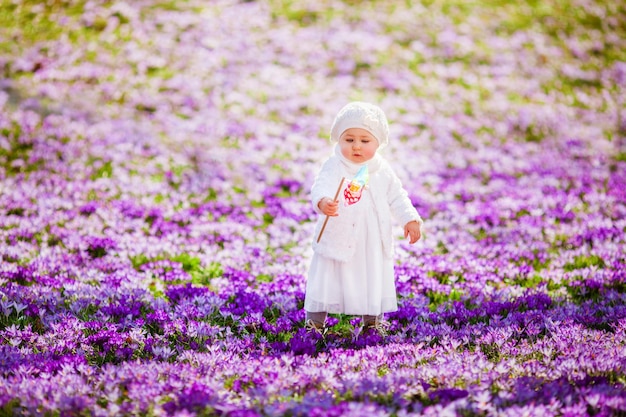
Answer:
[{"xmin": 330, "ymin": 101, "xmax": 390, "ymax": 148}]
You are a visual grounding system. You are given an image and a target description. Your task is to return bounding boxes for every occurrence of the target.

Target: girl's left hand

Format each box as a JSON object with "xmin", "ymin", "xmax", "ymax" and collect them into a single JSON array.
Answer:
[{"xmin": 404, "ymin": 221, "xmax": 422, "ymax": 244}]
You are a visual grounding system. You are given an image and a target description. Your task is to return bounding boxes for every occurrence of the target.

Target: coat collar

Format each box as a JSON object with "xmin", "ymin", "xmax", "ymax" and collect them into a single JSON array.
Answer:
[{"xmin": 334, "ymin": 144, "xmax": 382, "ymax": 175}]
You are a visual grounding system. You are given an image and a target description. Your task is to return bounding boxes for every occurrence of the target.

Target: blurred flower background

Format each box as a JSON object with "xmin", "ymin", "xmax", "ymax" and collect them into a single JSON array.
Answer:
[{"xmin": 0, "ymin": 0, "xmax": 625, "ymax": 415}]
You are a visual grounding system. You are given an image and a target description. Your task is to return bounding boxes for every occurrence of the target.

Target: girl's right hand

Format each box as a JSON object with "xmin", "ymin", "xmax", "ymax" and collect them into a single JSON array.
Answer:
[{"xmin": 318, "ymin": 197, "xmax": 339, "ymax": 216}]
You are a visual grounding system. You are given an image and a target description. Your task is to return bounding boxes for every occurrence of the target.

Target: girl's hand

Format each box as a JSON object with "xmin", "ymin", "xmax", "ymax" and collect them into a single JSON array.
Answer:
[
  {"xmin": 318, "ymin": 197, "xmax": 339, "ymax": 216},
  {"xmin": 404, "ymin": 221, "xmax": 422, "ymax": 244}
]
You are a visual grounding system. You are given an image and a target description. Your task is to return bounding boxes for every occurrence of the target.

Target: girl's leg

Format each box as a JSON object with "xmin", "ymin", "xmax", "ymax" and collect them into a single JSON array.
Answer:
[
  {"xmin": 362, "ymin": 313, "xmax": 389, "ymax": 336},
  {"xmin": 362, "ymin": 313, "xmax": 383, "ymax": 327},
  {"xmin": 306, "ymin": 311, "xmax": 327, "ymax": 329}
]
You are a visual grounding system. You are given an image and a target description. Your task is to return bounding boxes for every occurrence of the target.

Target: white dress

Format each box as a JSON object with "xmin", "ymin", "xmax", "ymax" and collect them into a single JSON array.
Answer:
[
  {"xmin": 303, "ymin": 145, "xmax": 423, "ymax": 316},
  {"xmin": 304, "ymin": 185, "xmax": 398, "ymax": 315}
]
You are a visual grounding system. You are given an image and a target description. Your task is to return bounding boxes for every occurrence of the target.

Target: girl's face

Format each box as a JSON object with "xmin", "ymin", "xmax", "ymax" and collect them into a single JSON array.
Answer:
[{"xmin": 339, "ymin": 128, "xmax": 379, "ymax": 164}]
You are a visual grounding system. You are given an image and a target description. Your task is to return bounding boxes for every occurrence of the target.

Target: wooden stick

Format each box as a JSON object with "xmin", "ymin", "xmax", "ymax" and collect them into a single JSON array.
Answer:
[{"xmin": 316, "ymin": 177, "xmax": 345, "ymax": 243}]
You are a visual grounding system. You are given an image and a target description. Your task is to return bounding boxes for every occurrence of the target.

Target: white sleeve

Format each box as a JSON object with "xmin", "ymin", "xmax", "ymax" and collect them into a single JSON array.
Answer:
[
  {"xmin": 387, "ymin": 166, "xmax": 423, "ymax": 227},
  {"xmin": 310, "ymin": 158, "xmax": 342, "ymax": 215}
]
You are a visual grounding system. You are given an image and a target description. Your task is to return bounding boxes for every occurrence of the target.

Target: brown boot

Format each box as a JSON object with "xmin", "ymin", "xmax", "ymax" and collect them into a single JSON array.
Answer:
[
  {"xmin": 363, "ymin": 315, "xmax": 389, "ymax": 337},
  {"xmin": 305, "ymin": 319, "xmax": 325, "ymax": 335}
]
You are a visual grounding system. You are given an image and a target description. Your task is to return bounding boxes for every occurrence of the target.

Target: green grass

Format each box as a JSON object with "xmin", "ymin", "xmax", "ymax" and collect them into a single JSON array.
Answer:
[
  {"xmin": 563, "ymin": 254, "xmax": 605, "ymax": 271},
  {"xmin": 0, "ymin": 1, "xmax": 86, "ymax": 54}
]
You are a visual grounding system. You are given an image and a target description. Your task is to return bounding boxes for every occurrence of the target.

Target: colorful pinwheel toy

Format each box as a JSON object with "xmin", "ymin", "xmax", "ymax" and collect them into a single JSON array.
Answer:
[{"xmin": 343, "ymin": 165, "xmax": 369, "ymax": 206}]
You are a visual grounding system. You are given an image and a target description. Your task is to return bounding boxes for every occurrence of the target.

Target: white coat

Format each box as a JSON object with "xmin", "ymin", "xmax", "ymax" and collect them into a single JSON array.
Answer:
[{"xmin": 311, "ymin": 146, "xmax": 422, "ymax": 262}]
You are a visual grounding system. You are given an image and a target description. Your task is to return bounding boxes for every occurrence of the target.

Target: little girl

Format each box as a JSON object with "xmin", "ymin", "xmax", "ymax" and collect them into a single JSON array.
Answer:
[{"xmin": 304, "ymin": 101, "xmax": 423, "ymax": 335}]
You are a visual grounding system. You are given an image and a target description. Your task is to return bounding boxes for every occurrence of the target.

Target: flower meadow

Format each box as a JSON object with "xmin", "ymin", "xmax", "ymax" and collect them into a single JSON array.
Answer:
[{"xmin": 1, "ymin": 0, "xmax": 626, "ymax": 415}]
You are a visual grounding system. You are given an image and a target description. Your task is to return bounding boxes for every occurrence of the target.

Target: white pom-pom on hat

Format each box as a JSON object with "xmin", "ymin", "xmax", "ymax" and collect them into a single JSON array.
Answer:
[{"xmin": 330, "ymin": 101, "xmax": 390, "ymax": 148}]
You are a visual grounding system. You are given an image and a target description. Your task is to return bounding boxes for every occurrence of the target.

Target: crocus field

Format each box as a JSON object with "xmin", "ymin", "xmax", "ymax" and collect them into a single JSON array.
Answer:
[{"xmin": 1, "ymin": 0, "xmax": 626, "ymax": 415}]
